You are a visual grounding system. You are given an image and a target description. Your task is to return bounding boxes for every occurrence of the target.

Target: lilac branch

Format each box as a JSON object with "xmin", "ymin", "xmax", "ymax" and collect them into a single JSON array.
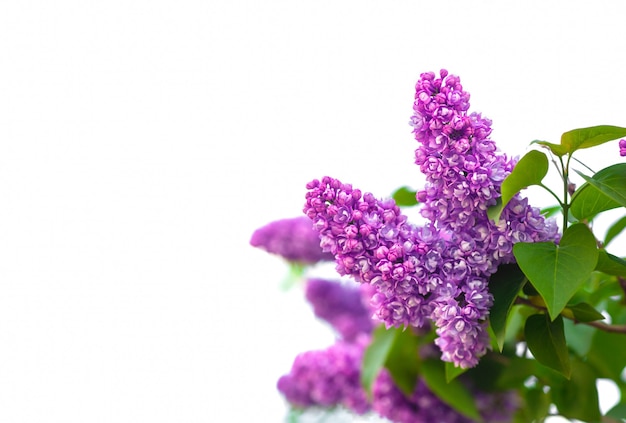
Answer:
[{"xmin": 515, "ymin": 297, "xmax": 626, "ymax": 334}]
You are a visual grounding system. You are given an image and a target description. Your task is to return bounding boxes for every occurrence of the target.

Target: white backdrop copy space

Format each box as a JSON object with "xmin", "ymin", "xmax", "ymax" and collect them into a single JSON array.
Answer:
[{"xmin": 1, "ymin": 1, "xmax": 625, "ymax": 422}]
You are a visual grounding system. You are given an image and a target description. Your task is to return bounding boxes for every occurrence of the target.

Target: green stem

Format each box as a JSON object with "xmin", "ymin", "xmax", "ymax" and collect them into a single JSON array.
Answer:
[{"xmin": 560, "ymin": 155, "xmax": 571, "ymax": 231}]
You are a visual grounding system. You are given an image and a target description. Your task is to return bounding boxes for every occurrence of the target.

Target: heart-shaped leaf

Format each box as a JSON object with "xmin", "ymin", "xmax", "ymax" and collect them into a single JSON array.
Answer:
[
  {"xmin": 488, "ymin": 150, "xmax": 548, "ymax": 221},
  {"xmin": 525, "ymin": 314, "xmax": 570, "ymax": 378},
  {"xmin": 513, "ymin": 223, "xmax": 598, "ymax": 320}
]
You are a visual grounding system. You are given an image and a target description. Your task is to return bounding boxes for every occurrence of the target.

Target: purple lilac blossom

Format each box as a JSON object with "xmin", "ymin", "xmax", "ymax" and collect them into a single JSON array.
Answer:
[
  {"xmin": 410, "ymin": 70, "xmax": 557, "ymax": 365},
  {"xmin": 305, "ymin": 278, "xmax": 375, "ymax": 341},
  {"xmin": 304, "ymin": 177, "xmax": 441, "ymax": 330},
  {"xmin": 304, "ymin": 70, "xmax": 558, "ymax": 368},
  {"xmin": 372, "ymin": 370, "xmax": 519, "ymax": 423},
  {"xmin": 278, "ymin": 336, "xmax": 519, "ymax": 422},
  {"xmin": 250, "ymin": 216, "xmax": 334, "ymax": 264},
  {"xmin": 276, "ymin": 336, "xmax": 371, "ymax": 414},
  {"xmin": 620, "ymin": 139, "xmax": 626, "ymax": 156}
]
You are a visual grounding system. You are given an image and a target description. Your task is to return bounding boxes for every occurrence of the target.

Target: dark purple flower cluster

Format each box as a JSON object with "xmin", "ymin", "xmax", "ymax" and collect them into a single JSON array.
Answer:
[
  {"xmin": 305, "ymin": 278, "xmax": 375, "ymax": 342},
  {"xmin": 250, "ymin": 216, "xmax": 334, "ymax": 264},
  {"xmin": 303, "ymin": 70, "xmax": 558, "ymax": 368},
  {"xmin": 276, "ymin": 337, "xmax": 371, "ymax": 415},
  {"xmin": 620, "ymin": 139, "xmax": 626, "ymax": 157}
]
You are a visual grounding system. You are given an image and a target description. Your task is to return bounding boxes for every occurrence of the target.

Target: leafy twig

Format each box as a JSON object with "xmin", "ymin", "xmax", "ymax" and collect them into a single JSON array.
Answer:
[{"xmin": 515, "ymin": 297, "xmax": 626, "ymax": 334}]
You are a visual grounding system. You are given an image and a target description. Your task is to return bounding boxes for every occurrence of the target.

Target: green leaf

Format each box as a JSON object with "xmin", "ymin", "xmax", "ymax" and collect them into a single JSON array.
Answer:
[
  {"xmin": 487, "ymin": 263, "xmax": 527, "ymax": 351},
  {"xmin": 605, "ymin": 215, "xmax": 626, "ymax": 247},
  {"xmin": 562, "ymin": 318, "xmax": 595, "ymax": 356},
  {"xmin": 494, "ymin": 357, "xmax": 536, "ymax": 390},
  {"xmin": 606, "ymin": 402, "xmax": 626, "ymax": 420},
  {"xmin": 552, "ymin": 359, "xmax": 601, "ymax": 422},
  {"xmin": 361, "ymin": 325, "xmax": 396, "ymax": 395},
  {"xmin": 391, "ymin": 186, "xmax": 418, "ymax": 207},
  {"xmin": 524, "ymin": 314, "xmax": 570, "ymax": 378},
  {"xmin": 588, "ymin": 328, "xmax": 626, "ymax": 381},
  {"xmin": 514, "ymin": 223, "xmax": 599, "ymax": 320},
  {"xmin": 488, "ymin": 150, "xmax": 548, "ymax": 221},
  {"xmin": 420, "ymin": 359, "xmax": 483, "ymax": 422},
  {"xmin": 562, "ymin": 302, "xmax": 605, "ymax": 323},
  {"xmin": 361, "ymin": 326, "xmax": 421, "ymax": 397},
  {"xmin": 384, "ymin": 328, "xmax": 420, "ymax": 396},
  {"xmin": 595, "ymin": 250, "xmax": 626, "ymax": 277},
  {"xmin": 571, "ymin": 163, "xmax": 626, "ymax": 220},
  {"xmin": 561, "ymin": 125, "xmax": 626, "ymax": 153},
  {"xmin": 445, "ymin": 361, "xmax": 468, "ymax": 383},
  {"xmin": 524, "ymin": 387, "xmax": 552, "ymax": 422},
  {"xmin": 531, "ymin": 140, "xmax": 568, "ymax": 157},
  {"xmin": 570, "ymin": 184, "xmax": 621, "ymax": 221}
]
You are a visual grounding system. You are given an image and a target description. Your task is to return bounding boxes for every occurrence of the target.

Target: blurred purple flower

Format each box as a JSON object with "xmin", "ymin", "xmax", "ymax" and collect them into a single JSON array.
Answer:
[
  {"xmin": 278, "ymin": 336, "xmax": 519, "ymax": 422},
  {"xmin": 620, "ymin": 139, "xmax": 626, "ymax": 156},
  {"xmin": 276, "ymin": 336, "xmax": 371, "ymax": 414},
  {"xmin": 305, "ymin": 278, "xmax": 375, "ymax": 341},
  {"xmin": 250, "ymin": 216, "xmax": 333, "ymax": 264}
]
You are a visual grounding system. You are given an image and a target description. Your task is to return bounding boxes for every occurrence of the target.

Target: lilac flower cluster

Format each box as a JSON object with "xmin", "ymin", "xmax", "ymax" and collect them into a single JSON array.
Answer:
[
  {"xmin": 620, "ymin": 139, "xmax": 626, "ymax": 157},
  {"xmin": 305, "ymin": 278, "xmax": 375, "ymax": 342},
  {"xmin": 278, "ymin": 336, "xmax": 520, "ymax": 422},
  {"xmin": 250, "ymin": 216, "xmax": 333, "ymax": 264},
  {"xmin": 278, "ymin": 257, "xmax": 519, "ymax": 421},
  {"xmin": 303, "ymin": 70, "xmax": 558, "ymax": 368},
  {"xmin": 304, "ymin": 178, "xmax": 446, "ymax": 330},
  {"xmin": 372, "ymin": 370, "xmax": 519, "ymax": 423},
  {"xmin": 276, "ymin": 337, "xmax": 371, "ymax": 415}
]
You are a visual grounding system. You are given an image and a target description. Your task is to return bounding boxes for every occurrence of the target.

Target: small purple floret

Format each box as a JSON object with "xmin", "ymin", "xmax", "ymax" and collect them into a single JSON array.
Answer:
[{"xmin": 620, "ymin": 139, "xmax": 626, "ymax": 157}]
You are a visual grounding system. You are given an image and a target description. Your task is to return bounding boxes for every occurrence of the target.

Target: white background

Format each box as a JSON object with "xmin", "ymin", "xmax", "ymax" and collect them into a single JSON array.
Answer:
[{"xmin": 1, "ymin": 1, "xmax": 625, "ymax": 422}]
